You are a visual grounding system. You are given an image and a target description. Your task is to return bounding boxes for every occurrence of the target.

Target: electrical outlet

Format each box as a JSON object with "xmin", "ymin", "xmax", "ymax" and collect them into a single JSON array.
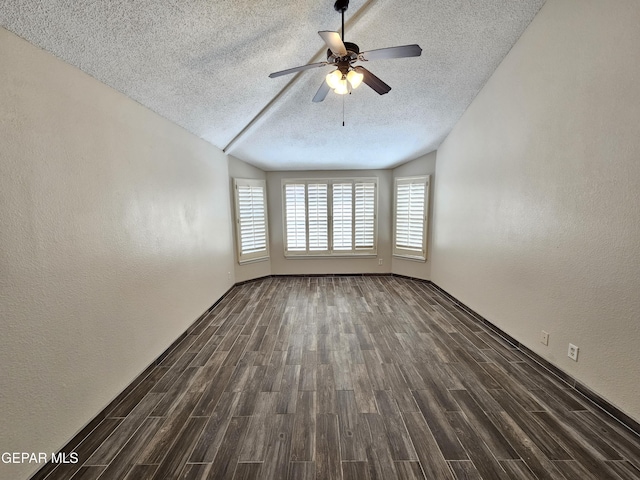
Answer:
[
  {"xmin": 378, "ymin": 259, "xmax": 383, "ymax": 266},
  {"xmin": 568, "ymin": 343, "xmax": 579, "ymax": 361},
  {"xmin": 540, "ymin": 330, "xmax": 549, "ymax": 346},
  {"xmin": 227, "ymin": 271, "xmax": 232, "ymax": 280}
]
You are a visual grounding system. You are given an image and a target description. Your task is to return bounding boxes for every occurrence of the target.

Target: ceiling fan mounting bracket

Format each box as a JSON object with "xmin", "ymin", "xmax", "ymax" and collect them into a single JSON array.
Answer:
[{"xmin": 333, "ymin": 0, "xmax": 349, "ymax": 13}]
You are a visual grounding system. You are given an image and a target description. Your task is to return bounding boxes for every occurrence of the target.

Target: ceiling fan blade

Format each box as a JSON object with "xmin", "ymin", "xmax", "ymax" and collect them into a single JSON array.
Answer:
[
  {"xmin": 360, "ymin": 44, "xmax": 422, "ymax": 61},
  {"xmin": 353, "ymin": 66, "xmax": 391, "ymax": 95},
  {"xmin": 269, "ymin": 62, "xmax": 328, "ymax": 78},
  {"xmin": 312, "ymin": 81, "xmax": 331, "ymax": 103},
  {"xmin": 318, "ymin": 31, "xmax": 347, "ymax": 57}
]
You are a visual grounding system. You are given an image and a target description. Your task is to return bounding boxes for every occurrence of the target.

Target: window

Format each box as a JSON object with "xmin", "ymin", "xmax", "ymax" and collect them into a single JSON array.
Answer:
[
  {"xmin": 308, "ymin": 183, "xmax": 328, "ymax": 251},
  {"xmin": 283, "ymin": 178, "xmax": 377, "ymax": 256},
  {"xmin": 393, "ymin": 175, "xmax": 430, "ymax": 261},
  {"xmin": 234, "ymin": 178, "xmax": 269, "ymax": 264}
]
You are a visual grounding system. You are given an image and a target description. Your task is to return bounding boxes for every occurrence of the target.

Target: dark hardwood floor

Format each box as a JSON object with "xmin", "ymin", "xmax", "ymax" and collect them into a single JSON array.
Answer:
[{"xmin": 33, "ymin": 276, "xmax": 640, "ymax": 480}]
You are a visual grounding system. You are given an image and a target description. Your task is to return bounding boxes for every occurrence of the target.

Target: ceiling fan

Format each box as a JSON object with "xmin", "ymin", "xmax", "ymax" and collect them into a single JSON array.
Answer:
[{"xmin": 268, "ymin": 0, "xmax": 422, "ymax": 102}]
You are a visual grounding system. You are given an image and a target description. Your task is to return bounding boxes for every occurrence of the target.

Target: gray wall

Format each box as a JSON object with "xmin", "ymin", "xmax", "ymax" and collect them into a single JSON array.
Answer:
[
  {"xmin": 227, "ymin": 155, "xmax": 272, "ymax": 283},
  {"xmin": 391, "ymin": 152, "xmax": 437, "ymax": 280},
  {"xmin": 0, "ymin": 28, "xmax": 235, "ymax": 479},
  {"xmin": 432, "ymin": 0, "xmax": 640, "ymax": 422}
]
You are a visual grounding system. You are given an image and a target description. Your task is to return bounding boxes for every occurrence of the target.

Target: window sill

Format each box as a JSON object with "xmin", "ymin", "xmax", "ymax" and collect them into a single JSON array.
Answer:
[
  {"xmin": 284, "ymin": 253, "xmax": 377, "ymax": 259},
  {"xmin": 238, "ymin": 255, "xmax": 270, "ymax": 265},
  {"xmin": 393, "ymin": 253, "xmax": 426, "ymax": 262}
]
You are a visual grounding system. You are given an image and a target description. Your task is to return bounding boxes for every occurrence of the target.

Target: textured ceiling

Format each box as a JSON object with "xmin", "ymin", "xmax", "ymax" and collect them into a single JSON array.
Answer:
[{"xmin": 1, "ymin": 0, "xmax": 545, "ymax": 170}]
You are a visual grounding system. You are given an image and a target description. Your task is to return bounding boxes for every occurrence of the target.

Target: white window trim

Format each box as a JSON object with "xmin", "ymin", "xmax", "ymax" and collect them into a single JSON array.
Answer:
[
  {"xmin": 282, "ymin": 177, "xmax": 378, "ymax": 258},
  {"xmin": 393, "ymin": 175, "xmax": 430, "ymax": 261},
  {"xmin": 233, "ymin": 178, "xmax": 270, "ymax": 265}
]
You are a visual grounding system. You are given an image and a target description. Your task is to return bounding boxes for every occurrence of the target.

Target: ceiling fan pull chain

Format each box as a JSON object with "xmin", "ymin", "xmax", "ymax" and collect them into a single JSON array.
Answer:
[{"xmin": 343, "ymin": 94, "xmax": 345, "ymax": 126}]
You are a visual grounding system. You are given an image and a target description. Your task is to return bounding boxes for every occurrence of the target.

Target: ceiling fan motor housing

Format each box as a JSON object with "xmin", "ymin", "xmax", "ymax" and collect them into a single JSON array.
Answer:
[{"xmin": 326, "ymin": 41, "xmax": 360, "ymax": 62}]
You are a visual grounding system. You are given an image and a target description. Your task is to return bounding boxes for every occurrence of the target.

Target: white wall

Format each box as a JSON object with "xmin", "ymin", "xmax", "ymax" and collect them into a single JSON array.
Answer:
[
  {"xmin": 391, "ymin": 152, "xmax": 437, "ymax": 280},
  {"xmin": 228, "ymin": 155, "xmax": 272, "ymax": 283},
  {"xmin": 432, "ymin": 0, "xmax": 640, "ymax": 422},
  {"xmin": 267, "ymin": 170, "xmax": 392, "ymax": 275},
  {"xmin": 0, "ymin": 28, "xmax": 235, "ymax": 480}
]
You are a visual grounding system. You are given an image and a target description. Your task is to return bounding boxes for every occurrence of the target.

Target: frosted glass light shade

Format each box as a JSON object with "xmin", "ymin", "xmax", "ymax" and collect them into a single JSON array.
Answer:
[
  {"xmin": 326, "ymin": 70, "xmax": 343, "ymax": 89},
  {"xmin": 334, "ymin": 79, "xmax": 349, "ymax": 95},
  {"xmin": 347, "ymin": 69, "xmax": 364, "ymax": 89}
]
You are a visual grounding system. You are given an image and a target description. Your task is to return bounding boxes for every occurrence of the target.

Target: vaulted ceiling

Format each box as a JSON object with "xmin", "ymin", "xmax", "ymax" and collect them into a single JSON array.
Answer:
[{"xmin": 1, "ymin": 0, "xmax": 545, "ymax": 170}]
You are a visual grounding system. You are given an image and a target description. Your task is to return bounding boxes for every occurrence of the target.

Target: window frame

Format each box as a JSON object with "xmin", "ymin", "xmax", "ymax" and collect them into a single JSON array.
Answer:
[
  {"xmin": 393, "ymin": 175, "xmax": 430, "ymax": 261},
  {"xmin": 282, "ymin": 177, "xmax": 378, "ymax": 258},
  {"xmin": 233, "ymin": 178, "xmax": 270, "ymax": 265}
]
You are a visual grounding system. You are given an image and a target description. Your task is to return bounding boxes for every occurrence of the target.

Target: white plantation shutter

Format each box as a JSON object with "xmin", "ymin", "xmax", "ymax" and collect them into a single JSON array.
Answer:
[
  {"xmin": 234, "ymin": 179, "xmax": 269, "ymax": 263},
  {"xmin": 283, "ymin": 178, "xmax": 377, "ymax": 256},
  {"xmin": 285, "ymin": 183, "xmax": 307, "ymax": 251},
  {"xmin": 394, "ymin": 176, "xmax": 429, "ymax": 260},
  {"xmin": 332, "ymin": 183, "xmax": 353, "ymax": 251},
  {"xmin": 238, "ymin": 186, "xmax": 266, "ymax": 252},
  {"xmin": 308, "ymin": 183, "xmax": 328, "ymax": 251},
  {"xmin": 395, "ymin": 183, "xmax": 424, "ymax": 248},
  {"xmin": 355, "ymin": 182, "xmax": 375, "ymax": 249}
]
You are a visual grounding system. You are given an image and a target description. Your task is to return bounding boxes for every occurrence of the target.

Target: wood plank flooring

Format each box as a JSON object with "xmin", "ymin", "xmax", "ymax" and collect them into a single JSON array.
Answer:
[{"xmin": 34, "ymin": 276, "xmax": 640, "ymax": 480}]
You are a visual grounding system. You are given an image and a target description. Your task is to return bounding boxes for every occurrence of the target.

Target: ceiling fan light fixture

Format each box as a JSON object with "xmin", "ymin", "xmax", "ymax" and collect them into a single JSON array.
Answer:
[
  {"xmin": 346, "ymin": 69, "xmax": 363, "ymax": 89},
  {"xmin": 326, "ymin": 69, "xmax": 343, "ymax": 89}
]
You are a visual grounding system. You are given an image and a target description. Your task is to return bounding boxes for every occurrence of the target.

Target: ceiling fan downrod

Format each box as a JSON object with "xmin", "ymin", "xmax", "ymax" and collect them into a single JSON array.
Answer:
[
  {"xmin": 334, "ymin": 0, "xmax": 349, "ymax": 127},
  {"xmin": 334, "ymin": 0, "xmax": 348, "ymax": 40}
]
